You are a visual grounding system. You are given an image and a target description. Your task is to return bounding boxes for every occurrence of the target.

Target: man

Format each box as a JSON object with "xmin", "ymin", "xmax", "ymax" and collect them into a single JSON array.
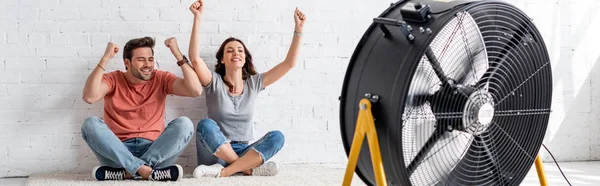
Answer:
[{"xmin": 81, "ymin": 36, "xmax": 201, "ymax": 181}]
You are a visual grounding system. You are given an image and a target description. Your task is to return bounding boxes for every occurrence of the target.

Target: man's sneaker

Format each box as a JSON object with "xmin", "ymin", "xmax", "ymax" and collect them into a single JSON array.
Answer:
[
  {"xmin": 193, "ymin": 164, "xmax": 223, "ymax": 178},
  {"xmin": 149, "ymin": 164, "xmax": 183, "ymax": 181},
  {"xmin": 252, "ymin": 161, "xmax": 279, "ymax": 176},
  {"xmin": 92, "ymin": 166, "xmax": 126, "ymax": 181}
]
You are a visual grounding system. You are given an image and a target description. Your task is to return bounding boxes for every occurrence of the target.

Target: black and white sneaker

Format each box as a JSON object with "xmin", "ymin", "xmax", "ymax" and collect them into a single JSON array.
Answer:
[
  {"xmin": 149, "ymin": 164, "xmax": 183, "ymax": 181},
  {"xmin": 92, "ymin": 166, "xmax": 126, "ymax": 181}
]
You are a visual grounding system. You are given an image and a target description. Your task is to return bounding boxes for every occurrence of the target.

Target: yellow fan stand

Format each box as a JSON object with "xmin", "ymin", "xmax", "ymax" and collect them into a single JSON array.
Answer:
[{"xmin": 342, "ymin": 98, "xmax": 548, "ymax": 186}]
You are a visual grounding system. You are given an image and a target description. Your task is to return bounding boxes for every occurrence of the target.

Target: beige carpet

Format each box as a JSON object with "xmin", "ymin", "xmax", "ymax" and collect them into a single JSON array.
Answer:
[
  {"xmin": 22, "ymin": 161, "xmax": 598, "ymax": 186},
  {"xmin": 26, "ymin": 164, "xmax": 367, "ymax": 186}
]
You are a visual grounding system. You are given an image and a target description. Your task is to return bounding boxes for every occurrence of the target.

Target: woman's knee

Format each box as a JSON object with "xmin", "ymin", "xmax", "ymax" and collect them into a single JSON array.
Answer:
[
  {"xmin": 267, "ymin": 130, "xmax": 285, "ymax": 149},
  {"xmin": 196, "ymin": 118, "xmax": 219, "ymax": 135},
  {"xmin": 195, "ymin": 118, "xmax": 230, "ymax": 153}
]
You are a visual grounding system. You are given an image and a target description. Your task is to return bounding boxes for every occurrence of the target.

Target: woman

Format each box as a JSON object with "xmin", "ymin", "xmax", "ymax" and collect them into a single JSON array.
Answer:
[{"xmin": 187, "ymin": 0, "xmax": 306, "ymax": 178}]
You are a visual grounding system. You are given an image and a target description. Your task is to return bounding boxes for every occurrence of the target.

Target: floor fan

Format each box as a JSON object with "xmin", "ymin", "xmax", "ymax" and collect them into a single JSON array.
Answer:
[{"xmin": 339, "ymin": 0, "xmax": 552, "ymax": 185}]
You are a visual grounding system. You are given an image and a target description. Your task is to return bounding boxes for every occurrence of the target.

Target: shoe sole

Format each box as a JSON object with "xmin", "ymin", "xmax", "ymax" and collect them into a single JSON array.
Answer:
[
  {"xmin": 253, "ymin": 162, "xmax": 279, "ymax": 176},
  {"xmin": 192, "ymin": 165, "xmax": 202, "ymax": 179},
  {"xmin": 175, "ymin": 164, "xmax": 183, "ymax": 181},
  {"xmin": 91, "ymin": 166, "xmax": 101, "ymax": 181},
  {"xmin": 269, "ymin": 162, "xmax": 280, "ymax": 176}
]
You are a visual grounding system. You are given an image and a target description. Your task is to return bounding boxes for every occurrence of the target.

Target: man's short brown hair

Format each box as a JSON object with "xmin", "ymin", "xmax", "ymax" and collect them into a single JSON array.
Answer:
[{"xmin": 123, "ymin": 36, "xmax": 155, "ymax": 61}]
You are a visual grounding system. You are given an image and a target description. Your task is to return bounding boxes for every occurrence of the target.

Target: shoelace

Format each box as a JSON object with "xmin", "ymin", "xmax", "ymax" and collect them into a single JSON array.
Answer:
[
  {"xmin": 152, "ymin": 169, "xmax": 172, "ymax": 180},
  {"xmin": 206, "ymin": 168, "xmax": 221, "ymax": 177},
  {"xmin": 104, "ymin": 170, "xmax": 124, "ymax": 180}
]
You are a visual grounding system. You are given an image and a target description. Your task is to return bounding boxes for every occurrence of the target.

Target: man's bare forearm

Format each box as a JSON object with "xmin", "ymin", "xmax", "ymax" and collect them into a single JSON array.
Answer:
[{"xmin": 82, "ymin": 57, "xmax": 109, "ymax": 104}]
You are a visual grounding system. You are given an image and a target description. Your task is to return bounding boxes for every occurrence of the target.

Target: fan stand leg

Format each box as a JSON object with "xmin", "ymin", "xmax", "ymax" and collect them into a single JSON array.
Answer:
[
  {"xmin": 535, "ymin": 154, "xmax": 548, "ymax": 186},
  {"xmin": 343, "ymin": 98, "xmax": 387, "ymax": 186}
]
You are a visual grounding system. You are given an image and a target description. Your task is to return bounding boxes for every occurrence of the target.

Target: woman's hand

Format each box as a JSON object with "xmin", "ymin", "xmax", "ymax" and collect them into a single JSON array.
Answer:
[
  {"xmin": 189, "ymin": 0, "xmax": 204, "ymax": 17},
  {"xmin": 294, "ymin": 7, "xmax": 306, "ymax": 33}
]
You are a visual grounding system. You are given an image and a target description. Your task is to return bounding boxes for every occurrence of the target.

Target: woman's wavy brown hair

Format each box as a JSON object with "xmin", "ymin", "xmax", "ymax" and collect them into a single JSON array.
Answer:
[{"xmin": 215, "ymin": 37, "xmax": 257, "ymax": 92}]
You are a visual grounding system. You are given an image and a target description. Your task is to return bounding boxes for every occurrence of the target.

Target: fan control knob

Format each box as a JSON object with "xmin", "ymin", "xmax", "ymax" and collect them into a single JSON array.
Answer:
[{"xmin": 414, "ymin": 3, "xmax": 422, "ymax": 9}]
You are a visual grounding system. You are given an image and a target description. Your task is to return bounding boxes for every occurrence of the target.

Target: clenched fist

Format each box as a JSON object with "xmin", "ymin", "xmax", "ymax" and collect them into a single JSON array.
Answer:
[
  {"xmin": 189, "ymin": 0, "xmax": 204, "ymax": 17},
  {"xmin": 165, "ymin": 37, "xmax": 178, "ymax": 49},
  {"xmin": 294, "ymin": 8, "xmax": 306, "ymax": 33},
  {"xmin": 103, "ymin": 42, "xmax": 119, "ymax": 59},
  {"xmin": 165, "ymin": 37, "xmax": 183, "ymax": 59}
]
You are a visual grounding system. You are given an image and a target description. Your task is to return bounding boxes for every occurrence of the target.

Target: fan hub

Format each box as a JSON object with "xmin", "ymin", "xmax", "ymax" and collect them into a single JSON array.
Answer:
[
  {"xmin": 478, "ymin": 103, "xmax": 495, "ymax": 125},
  {"xmin": 463, "ymin": 90, "xmax": 495, "ymax": 135}
]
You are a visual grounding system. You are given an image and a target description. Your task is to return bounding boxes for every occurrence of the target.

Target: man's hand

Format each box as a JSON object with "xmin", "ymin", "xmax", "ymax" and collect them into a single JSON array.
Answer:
[
  {"xmin": 189, "ymin": 0, "xmax": 204, "ymax": 17},
  {"xmin": 165, "ymin": 37, "xmax": 183, "ymax": 60},
  {"xmin": 165, "ymin": 37, "xmax": 178, "ymax": 49},
  {"xmin": 103, "ymin": 42, "xmax": 119, "ymax": 60}
]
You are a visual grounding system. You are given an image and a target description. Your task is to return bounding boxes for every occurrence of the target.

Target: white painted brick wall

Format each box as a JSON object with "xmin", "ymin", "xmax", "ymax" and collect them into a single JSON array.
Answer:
[
  {"xmin": 0, "ymin": 34, "xmax": 6, "ymax": 44},
  {"xmin": 6, "ymin": 33, "xmax": 26, "ymax": 44},
  {"xmin": 0, "ymin": 84, "xmax": 6, "ymax": 97},
  {"xmin": 511, "ymin": 0, "xmax": 600, "ymax": 163},
  {"xmin": 0, "ymin": 0, "xmax": 598, "ymax": 178}
]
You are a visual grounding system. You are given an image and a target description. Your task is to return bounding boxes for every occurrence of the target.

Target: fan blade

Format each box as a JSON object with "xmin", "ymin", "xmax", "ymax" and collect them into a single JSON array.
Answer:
[
  {"xmin": 425, "ymin": 47, "xmax": 453, "ymax": 86},
  {"xmin": 406, "ymin": 60, "xmax": 440, "ymax": 106},
  {"xmin": 406, "ymin": 127, "xmax": 444, "ymax": 176},
  {"xmin": 408, "ymin": 130, "xmax": 474, "ymax": 186},
  {"xmin": 439, "ymin": 130, "xmax": 511, "ymax": 186},
  {"xmin": 428, "ymin": 11, "xmax": 488, "ymax": 87},
  {"xmin": 457, "ymin": 47, "xmax": 488, "ymax": 86},
  {"xmin": 454, "ymin": 11, "xmax": 488, "ymax": 86},
  {"xmin": 402, "ymin": 99, "xmax": 475, "ymax": 185}
]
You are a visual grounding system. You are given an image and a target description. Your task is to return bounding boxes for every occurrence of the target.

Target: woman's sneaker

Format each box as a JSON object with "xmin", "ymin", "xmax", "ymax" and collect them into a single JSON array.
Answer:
[
  {"xmin": 252, "ymin": 161, "xmax": 279, "ymax": 176},
  {"xmin": 149, "ymin": 164, "xmax": 183, "ymax": 181},
  {"xmin": 92, "ymin": 166, "xmax": 126, "ymax": 181},
  {"xmin": 193, "ymin": 164, "xmax": 223, "ymax": 178}
]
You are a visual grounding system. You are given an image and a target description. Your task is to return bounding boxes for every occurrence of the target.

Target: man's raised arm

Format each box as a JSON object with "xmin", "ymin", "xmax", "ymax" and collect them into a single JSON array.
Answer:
[{"xmin": 82, "ymin": 42, "xmax": 117, "ymax": 104}]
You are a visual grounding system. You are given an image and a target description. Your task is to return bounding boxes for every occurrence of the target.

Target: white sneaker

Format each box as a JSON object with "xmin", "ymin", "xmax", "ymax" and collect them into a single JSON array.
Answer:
[
  {"xmin": 252, "ymin": 161, "xmax": 279, "ymax": 176},
  {"xmin": 193, "ymin": 164, "xmax": 223, "ymax": 178}
]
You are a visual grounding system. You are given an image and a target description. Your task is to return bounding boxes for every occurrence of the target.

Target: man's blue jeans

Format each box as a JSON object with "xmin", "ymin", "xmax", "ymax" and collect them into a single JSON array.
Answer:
[
  {"xmin": 195, "ymin": 118, "xmax": 285, "ymax": 166},
  {"xmin": 81, "ymin": 116, "xmax": 194, "ymax": 175}
]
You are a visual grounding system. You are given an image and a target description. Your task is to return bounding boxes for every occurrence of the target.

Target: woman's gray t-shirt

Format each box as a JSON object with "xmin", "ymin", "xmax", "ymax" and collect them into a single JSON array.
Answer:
[{"xmin": 203, "ymin": 71, "xmax": 264, "ymax": 141}]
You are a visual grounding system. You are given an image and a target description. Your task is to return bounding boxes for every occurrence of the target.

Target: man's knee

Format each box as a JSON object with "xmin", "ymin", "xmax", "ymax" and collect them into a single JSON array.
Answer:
[
  {"xmin": 169, "ymin": 116, "xmax": 194, "ymax": 137},
  {"xmin": 81, "ymin": 116, "xmax": 104, "ymax": 136}
]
